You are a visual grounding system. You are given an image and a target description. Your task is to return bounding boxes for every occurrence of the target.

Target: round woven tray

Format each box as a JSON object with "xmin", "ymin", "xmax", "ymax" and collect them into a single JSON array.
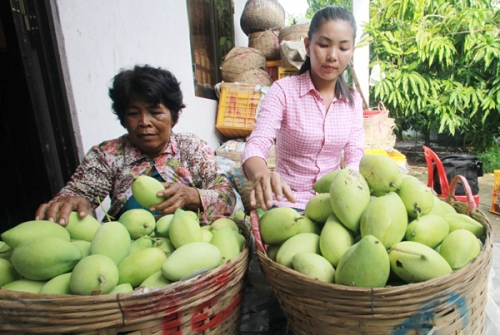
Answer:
[
  {"xmin": 250, "ymin": 176, "xmax": 493, "ymax": 334},
  {"xmin": 0, "ymin": 219, "xmax": 251, "ymax": 335}
]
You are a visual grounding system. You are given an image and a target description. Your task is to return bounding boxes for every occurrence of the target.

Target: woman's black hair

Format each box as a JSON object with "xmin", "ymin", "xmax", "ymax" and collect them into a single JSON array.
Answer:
[
  {"xmin": 298, "ymin": 6, "xmax": 357, "ymax": 105},
  {"xmin": 109, "ymin": 65, "xmax": 186, "ymax": 127}
]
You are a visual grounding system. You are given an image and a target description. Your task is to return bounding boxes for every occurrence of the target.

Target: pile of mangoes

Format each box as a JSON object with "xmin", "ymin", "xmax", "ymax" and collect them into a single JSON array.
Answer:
[
  {"xmin": 259, "ymin": 154, "xmax": 485, "ymax": 288},
  {"xmin": 0, "ymin": 175, "xmax": 247, "ymax": 295}
]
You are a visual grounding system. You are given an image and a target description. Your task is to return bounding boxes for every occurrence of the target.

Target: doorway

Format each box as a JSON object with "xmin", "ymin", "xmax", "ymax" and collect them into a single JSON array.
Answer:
[{"xmin": 0, "ymin": 0, "xmax": 79, "ymax": 234}]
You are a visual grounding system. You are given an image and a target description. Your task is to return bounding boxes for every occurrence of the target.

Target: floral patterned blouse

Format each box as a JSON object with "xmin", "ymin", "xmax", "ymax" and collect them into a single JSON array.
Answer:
[{"xmin": 53, "ymin": 132, "xmax": 236, "ymax": 220}]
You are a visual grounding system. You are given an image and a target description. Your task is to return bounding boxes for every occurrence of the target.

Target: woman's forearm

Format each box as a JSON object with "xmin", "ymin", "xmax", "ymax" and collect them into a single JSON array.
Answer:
[{"xmin": 242, "ymin": 156, "xmax": 271, "ymax": 183}]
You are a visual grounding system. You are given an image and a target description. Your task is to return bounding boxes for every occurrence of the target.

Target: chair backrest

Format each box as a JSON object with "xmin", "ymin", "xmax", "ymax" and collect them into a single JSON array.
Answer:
[{"xmin": 422, "ymin": 145, "xmax": 450, "ymax": 197}]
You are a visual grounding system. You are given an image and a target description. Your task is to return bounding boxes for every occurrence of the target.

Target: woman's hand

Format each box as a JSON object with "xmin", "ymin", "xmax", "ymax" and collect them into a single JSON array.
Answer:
[
  {"xmin": 151, "ymin": 182, "xmax": 202, "ymax": 214},
  {"xmin": 35, "ymin": 196, "xmax": 93, "ymax": 226},
  {"xmin": 251, "ymin": 170, "xmax": 296, "ymax": 211}
]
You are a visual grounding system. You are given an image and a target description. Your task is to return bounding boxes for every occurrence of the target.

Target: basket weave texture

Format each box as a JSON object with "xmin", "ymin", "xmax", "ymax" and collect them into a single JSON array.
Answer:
[
  {"xmin": 234, "ymin": 68, "xmax": 273, "ymax": 87},
  {"xmin": 0, "ymin": 220, "xmax": 251, "ymax": 335},
  {"xmin": 221, "ymin": 46, "xmax": 267, "ymax": 83},
  {"xmin": 250, "ymin": 192, "xmax": 493, "ymax": 334},
  {"xmin": 240, "ymin": 0, "xmax": 285, "ymax": 36},
  {"xmin": 248, "ymin": 29, "xmax": 281, "ymax": 60},
  {"xmin": 364, "ymin": 102, "xmax": 396, "ymax": 149}
]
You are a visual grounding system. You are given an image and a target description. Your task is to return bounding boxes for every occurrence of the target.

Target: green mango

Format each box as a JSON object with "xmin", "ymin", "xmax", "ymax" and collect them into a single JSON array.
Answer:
[
  {"xmin": 258, "ymin": 207, "xmax": 301, "ymax": 245},
  {"xmin": 65, "ymin": 212, "xmax": 101, "ymax": 242},
  {"xmin": 90, "ymin": 221, "xmax": 131, "ymax": 265},
  {"xmin": 185, "ymin": 210, "xmax": 200, "ymax": 222},
  {"xmin": 70, "ymin": 254, "xmax": 119, "ymax": 295},
  {"xmin": 131, "ymin": 174, "xmax": 165, "ymax": 208},
  {"xmin": 0, "ymin": 243, "xmax": 13, "ymax": 261},
  {"xmin": 305, "ymin": 193, "xmax": 334, "ymax": 224},
  {"xmin": 140, "ymin": 271, "xmax": 171, "ymax": 289},
  {"xmin": 296, "ymin": 216, "xmax": 321, "ymax": 235},
  {"xmin": 210, "ymin": 227, "xmax": 241, "ymax": 264},
  {"xmin": 429, "ymin": 197, "xmax": 456, "ymax": 218},
  {"xmin": 40, "ymin": 273, "xmax": 72, "ymax": 294},
  {"xmin": 389, "ymin": 241, "xmax": 452, "ymax": 283},
  {"xmin": 445, "ymin": 213, "xmax": 485, "ymax": 238},
  {"xmin": 211, "ymin": 218, "xmax": 239, "ymax": 232},
  {"xmin": 313, "ymin": 170, "xmax": 340, "ymax": 193},
  {"xmin": 0, "ymin": 258, "xmax": 21, "ymax": 287},
  {"xmin": 330, "ymin": 169, "xmax": 371, "ymax": 232},
  {"xmin": 168, "ymin": 208, "xmax": 202, "ymax": 249},
  {"xmin": 266, "ymin": 244, "xmax": 280, "ymax": 261},
  {"xmin": 359, "ymin": 154, "xmax": 403, "ymax": 193},
  {"xmin": 11, "ymin": 237, "xmax": 82, "ymax": 281},
  {"xmin": 155, "ymin": 214, "xmax": 174, "ymax": 238},
  {"xmin": 161, "ymin": 242, "xmax": 221, "ymax": 281},
  {"xmin": 152, "ymin": 237, "xmax": 175, "ymax": 256},
  {"xmin": 440, "ymin": 229, "xmax": 481, "ymax": 270},
  {"xmin": 276, "ymin": 233, "xmax": 320, "ymax": 268},
  {"xmin": 71, "ymin": 240, "xmax": 92, "ymax": 257},
  {"xmin": 406, "ymin": 214, "xmax": 449, "ymax": 248},
  {"xmin": 2, "ymin": 279, "xmax": 46, "ymax": 293},
  {"xmin": 292, "ymin": 252, "xmax": 335, "ymax": 283},
  {"xmin": 232, "ymin": 231, "xmax": 246, "ymax": 251},
  {"xmin": 201, "ymin": 229, "xmax": 213, "ymax": 243},
  {"xmin": 371, "ymin": 189, "xmax": 389, "ymax": 197},
  {"xmin": 118, "ymin": 248, "xmax": 167, "ymax": 287},
  {"xmin": 397, "ymin": 176, "xmax": 434, "ymax": 219},
  {"xmin": 335, "ymin": 235, "xmax": 390, "ymax": 288},
  {"xmin": 1, "ymin": 220, "xmax": 70, "ymax": 248},
  {"xmin": 129, "ymin": 236, "xmax": 154, "ymax": 254},
  {"xmin": 360, "ymin": 192, "xmax": 408, "ymax": 249},
  {"xmin": 109, "ymin": 283, "xmax": 134, "ymax": 294},
  {"xmin": 118, "ymin": 209, "xmax": 156, "ymax": 239},
  {"xmin": 233, "ymin": 211, "xmax": 246, "ymax": 221},
  {"xmin": 319, "ymin": 214, "xmax": 353, "ymax": 267}
]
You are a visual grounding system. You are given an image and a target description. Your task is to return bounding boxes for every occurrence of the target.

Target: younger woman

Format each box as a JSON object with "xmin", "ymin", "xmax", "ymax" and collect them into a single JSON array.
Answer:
[{"xmin": 241, "ymin": 6, "xmax": 365, "ymax": 211}]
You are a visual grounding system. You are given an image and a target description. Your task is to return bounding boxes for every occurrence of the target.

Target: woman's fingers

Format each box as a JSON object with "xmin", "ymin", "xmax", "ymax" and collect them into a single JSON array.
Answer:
[{"xmin": 35, "ymin": 197, "xmax": 91, "ymax": 226}]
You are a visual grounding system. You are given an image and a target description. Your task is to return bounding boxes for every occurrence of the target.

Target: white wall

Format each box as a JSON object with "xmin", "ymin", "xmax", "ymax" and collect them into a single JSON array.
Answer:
[
  {"xmin": 353, "ymin": 0, "xmax": 370, "ymax": 109},
  {"xmin": 53, "ymin": 0, "xmax": 222, "ymax": 158},
  {"xmin": 234, "ymin": 0, "xmax": 248, "ymax": 47}
]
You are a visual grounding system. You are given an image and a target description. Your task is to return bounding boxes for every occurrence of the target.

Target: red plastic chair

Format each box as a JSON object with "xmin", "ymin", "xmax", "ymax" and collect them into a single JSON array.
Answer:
[{"xmin": 422, "ymin": 145, "xmax": 479, "ymax": 207}]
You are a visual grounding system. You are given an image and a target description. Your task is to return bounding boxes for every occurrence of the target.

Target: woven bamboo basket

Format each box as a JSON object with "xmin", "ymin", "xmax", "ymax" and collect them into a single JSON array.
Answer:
[
  {"xmin": 0, "ymin": 219, "xmax": 251, "ymax": 334},
  {"xmin": 234, "ymin": 68, "xmax": 273, "ymax": 87},
  {"xmin": 364, "ymin": 102, "xmax": 396, "ymax": 149},
  {"xmin": 248, "ymin": 29, "xmax": 281, "ymax": 61},
  {"xmin": 250, "ymin": 175, "xmax": 493, "ymax": 334},
  {"xmin": 221, "ymin": 46, "xmax": 267, "ymax": 83},
  {"xmin": 240, "ymin": 0, "xmax": 285, "ymax": 36}
]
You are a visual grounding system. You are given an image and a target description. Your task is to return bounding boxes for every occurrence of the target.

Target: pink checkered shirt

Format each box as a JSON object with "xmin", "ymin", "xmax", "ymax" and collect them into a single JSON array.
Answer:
[{"xmin": 241, "ymin": 71, "xmax": 365, "ymax": 210}]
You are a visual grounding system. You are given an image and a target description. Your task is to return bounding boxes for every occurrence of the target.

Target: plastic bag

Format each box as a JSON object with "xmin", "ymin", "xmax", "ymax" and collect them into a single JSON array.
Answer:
[{"xmin": 485, "ymin": 243, "xmax": 500, "ymax": 335}]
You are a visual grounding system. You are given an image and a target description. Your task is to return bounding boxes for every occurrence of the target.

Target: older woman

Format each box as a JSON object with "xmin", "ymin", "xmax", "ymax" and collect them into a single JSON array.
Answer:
[{"xmin": 36, "ymin": 65, "xmax": 236, "ymax": 225}]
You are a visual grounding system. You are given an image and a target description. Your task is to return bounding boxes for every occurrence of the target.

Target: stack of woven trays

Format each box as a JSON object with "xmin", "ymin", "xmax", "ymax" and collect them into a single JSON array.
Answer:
[
  {"xmin": 250, "ymin": 179, "xmax": 493, "ymax": 334},
  {"xmin": 0, "ymin": 219, "xmax": 251, "ymax": 335}
]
